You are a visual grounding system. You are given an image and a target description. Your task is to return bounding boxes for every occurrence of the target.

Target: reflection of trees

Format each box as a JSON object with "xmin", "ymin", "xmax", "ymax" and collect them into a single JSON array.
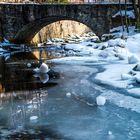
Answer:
[
  {"xmin": 0, "ymin": 89, "xmax": 48, "ymax": 130},
  {"xmin": 0, "ymin": 62, "xmax": 49, "ymax": 134}
]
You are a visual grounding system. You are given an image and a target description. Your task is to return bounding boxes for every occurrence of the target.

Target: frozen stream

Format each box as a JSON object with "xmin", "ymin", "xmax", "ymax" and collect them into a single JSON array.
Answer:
[{"xmin": 0, "ymin": 61, "xmax": 140, "ymax": 140}]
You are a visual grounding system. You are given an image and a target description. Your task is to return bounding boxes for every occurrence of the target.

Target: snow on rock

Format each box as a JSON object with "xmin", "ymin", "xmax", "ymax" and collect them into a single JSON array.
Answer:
[
  {"xmin": 39, "ymin": 63, "xmax": 49, "ymax": 73},
  {"xmin": 127, "ymin": 34, "xmax": 140, "ymax": 58},
  {"xmin": 33, "ymin": 63, "xmax": 49, "ymax": 74},
  {"xmin": 96, "ymin": 96, "xmax": 106, "ymax": 106},
  {"xmin": 128, "ymin": 54, "xmax": 139, "ymax": 64},
  {"xmin": 121, "ymin": 73, "xmax": 133, "ymax": 80},
  {"xmin": 117, "ymin": 39, "xmax": 126, "ymax": 48},
  {"xmin": 108, "ymin": 26, "xmax": 135, "ymax": 39},
  {"xmin": 66, "ymin": 92, "xmax": 72, "ymax": 98},
  {"xmin": 112, "ymin": 10, "xmax": 135, "ymax": 19},
  {"xmin": 117, "ymin": 53, "xmax": 126, "ymax": 60},
  {"xmin": 98, "ymin": 50, "xmax": 109, "ymax": 58},
  {"xmin": 64, "ymin": 44, "xmax": 85, "ymax": 51},
  {"xmin": 108, "ymin": 38, "xmax": 126, "ymax": 48},
  {"xmin": 108, "ymin": 39, "xmax": 118, "ymax": 47}
]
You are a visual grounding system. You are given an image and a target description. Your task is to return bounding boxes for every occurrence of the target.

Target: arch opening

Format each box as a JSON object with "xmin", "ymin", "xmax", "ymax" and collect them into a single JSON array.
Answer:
[
  {"xmin": 13, "ymin": 18, "xmax": 93, "ymax": 44},
  {"xmin": 32, "ymin": 20, "xmax": 92, "ymax": 44}
]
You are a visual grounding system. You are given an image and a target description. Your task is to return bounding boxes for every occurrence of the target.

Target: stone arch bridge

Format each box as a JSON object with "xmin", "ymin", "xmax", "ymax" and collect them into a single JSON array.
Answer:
[{"xmin": 0, "ymin": 3, "xmax": 134, "ymax": 43}]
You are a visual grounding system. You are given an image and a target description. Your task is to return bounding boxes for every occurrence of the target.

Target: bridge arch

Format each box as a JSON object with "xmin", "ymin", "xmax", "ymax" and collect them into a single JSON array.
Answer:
[{"xmin": 13, "ymin": 17, "xmax": 93, "ymax": 43}]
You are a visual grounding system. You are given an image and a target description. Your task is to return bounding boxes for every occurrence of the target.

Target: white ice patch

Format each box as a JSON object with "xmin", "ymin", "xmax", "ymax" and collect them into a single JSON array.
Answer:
[
  {"xmin": 30, "ymin": 116, "xmax": 38, "ymax": 122},
  {"xmin": 96, "ymin": 96, "xmax": 106, "ymax": 106},
  {"xmin": 48, "ymin": 56, "xmax": 99, "ymax": 65},
  {"xmin": 95, "ymin": 63, "xmax": 134, "ymax": 88},
  {"xmin": 66, "ymin": 92, "xmax": 72, "ymax": 98},
  {"xmin": 121, "ymin": 73, "xmax": 133, "ymax": 80},
  {"xmin": 101, "ymin": 91, "xmax": 140, "ymax": 113}
]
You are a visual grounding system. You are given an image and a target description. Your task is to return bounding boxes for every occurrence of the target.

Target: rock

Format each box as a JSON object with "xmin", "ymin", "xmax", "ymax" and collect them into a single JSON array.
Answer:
[
  {"xmin": 133, "ymin": 63, "xmax": 140, "ymax": 71},
  {"xmin": 128, "ymin": 55, "xmax": 139, "ymax": 64},
  {"xmin": 87, "ymin": 44, "xmax": 93, "ymax": 47},
  {"xmin": 121, "ymin": 73, "xmax": 132, "ymax": 80},
  {"xmin": 96, "ymin": 96, "xmax": 106, "ymax": 106},
  {"xmin": 128, "ymin": 70, "xmax": 136, "ymax": 76}
]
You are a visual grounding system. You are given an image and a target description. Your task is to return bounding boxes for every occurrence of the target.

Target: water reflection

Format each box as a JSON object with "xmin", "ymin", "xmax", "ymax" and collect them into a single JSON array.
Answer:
[
  {"xmin": 33, "ymin": 73, "xmax": 49, "ymax": 84},
  {"xmin": 0, "ymin": 61, "xmax": 61, "ymax": 139},
  {"xmin": 0, "ymin": 61, "xmax": 58, "ymax": 93}
]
